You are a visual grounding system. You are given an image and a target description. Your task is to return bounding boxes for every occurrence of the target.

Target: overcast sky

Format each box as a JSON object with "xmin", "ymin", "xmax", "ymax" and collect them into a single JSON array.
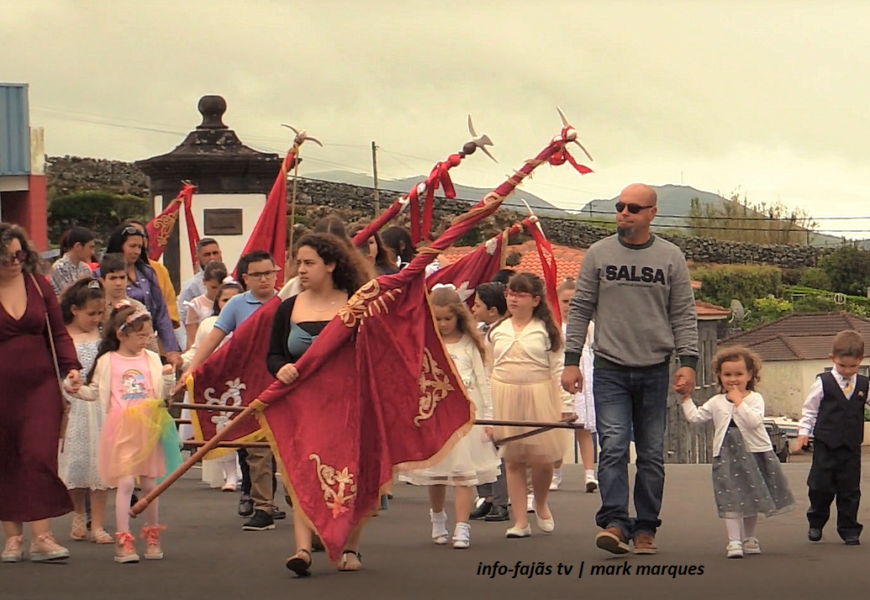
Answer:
[{"xmin": 3, "ymin": 0, "xmax": 869, "ymax": 237}]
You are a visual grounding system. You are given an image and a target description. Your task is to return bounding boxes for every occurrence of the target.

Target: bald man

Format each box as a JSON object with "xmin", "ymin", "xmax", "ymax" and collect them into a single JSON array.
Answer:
[{"xmin": 562, "ymin": 183, "xmax": 698, "ymax": 556}]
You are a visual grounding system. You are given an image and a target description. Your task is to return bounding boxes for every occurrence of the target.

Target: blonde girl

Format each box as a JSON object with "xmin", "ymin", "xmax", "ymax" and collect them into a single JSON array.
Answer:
[
  {"xmin": 69, "ymin": 302, "xmax": 181, "ymax": 564},
  {"xmin": 400, "ymin": 286, "xmax": 501, "ymax": 549},
  {"xmin": 679, "ymin": 346, "xmax": 795, "ymax": 558},
  {"xmin": 487, "ymin": 273, "xmax": 568, "ymax": 538},
  {"xmin": 58, "ymin": 278, "xmax": 113, "ymax": 545}
]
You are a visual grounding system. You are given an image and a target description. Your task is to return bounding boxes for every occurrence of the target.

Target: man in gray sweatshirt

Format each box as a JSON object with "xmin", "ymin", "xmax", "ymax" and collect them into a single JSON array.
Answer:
[{"xmin": 562, "ymin": 183, "xmax": 698, "ymax": 556}]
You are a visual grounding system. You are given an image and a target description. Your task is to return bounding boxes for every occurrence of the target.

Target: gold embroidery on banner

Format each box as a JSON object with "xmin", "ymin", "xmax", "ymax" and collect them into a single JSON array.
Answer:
[
  {"xmin": 309, "ymin": 454, "xmax": 357, "ymax": 518},
  {"xmin": 339, "ymin": 279, "xmax": 404, "ymax": 328},
  {"xmin": 415, "ymin": 348, "xmax": 455, "ymax": 426},
  {"xmin": 152, "ymin": 212, "xmax": 180, "ymax": 249}
]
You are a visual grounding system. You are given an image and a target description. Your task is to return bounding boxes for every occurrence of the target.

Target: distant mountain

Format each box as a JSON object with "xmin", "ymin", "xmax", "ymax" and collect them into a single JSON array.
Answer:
[
  {"xmin": 578, "ymin": 184, "xmax": 846, "ymax": 248},
  {"xmin": 303, "ymin": 170, "xmax": 570, "ymax": 217}
]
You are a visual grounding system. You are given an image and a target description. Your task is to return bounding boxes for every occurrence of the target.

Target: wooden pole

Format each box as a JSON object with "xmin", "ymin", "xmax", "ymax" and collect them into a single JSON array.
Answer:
[
  {"xmin": 129, "ymin": 404, "xmax": 260, "ymax": 517},
  {"xmin": 372, "ymin": 141, "xmax": 380, "ymax": 217},
  {"xmin": 288, "ymin": 151, "xmax": 301, "ymax": 255}
]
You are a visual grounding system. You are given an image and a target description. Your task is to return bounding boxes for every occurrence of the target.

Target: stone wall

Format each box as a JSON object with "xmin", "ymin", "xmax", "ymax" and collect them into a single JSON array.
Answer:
[{"xmin": 45, "ymin": 156, "xmax": 833, "ymax": 268}]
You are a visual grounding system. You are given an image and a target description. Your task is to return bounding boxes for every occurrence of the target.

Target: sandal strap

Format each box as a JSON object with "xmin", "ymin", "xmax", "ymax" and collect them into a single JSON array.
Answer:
[{"xmin": 341, "ymin": 550, "xmax": 361, "ymax": 560}]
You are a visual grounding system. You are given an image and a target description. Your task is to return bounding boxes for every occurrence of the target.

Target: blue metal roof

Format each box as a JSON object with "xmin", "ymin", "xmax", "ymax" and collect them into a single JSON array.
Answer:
[{"xmin": 0, "ymin": 83, "xmax": 31, "ymax": 176}]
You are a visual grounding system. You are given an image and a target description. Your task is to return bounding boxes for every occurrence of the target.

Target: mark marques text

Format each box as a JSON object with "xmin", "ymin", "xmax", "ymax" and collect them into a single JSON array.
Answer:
[{"xmin": 477, "ymin": 561, "xmax": 705, "ymax": 579}]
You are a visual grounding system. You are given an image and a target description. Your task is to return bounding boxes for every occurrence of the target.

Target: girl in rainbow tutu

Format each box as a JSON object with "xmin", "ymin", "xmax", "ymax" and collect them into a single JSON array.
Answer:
[{"xmin": 69, "ymin": 301, "xmax": 181, "ymax": 564}]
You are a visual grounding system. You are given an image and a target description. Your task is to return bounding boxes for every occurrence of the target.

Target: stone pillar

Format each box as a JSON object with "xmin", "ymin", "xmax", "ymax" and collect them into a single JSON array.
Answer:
[{"xmin": 135, "ymin": 95, "xmax": 282, "ymax": 290}]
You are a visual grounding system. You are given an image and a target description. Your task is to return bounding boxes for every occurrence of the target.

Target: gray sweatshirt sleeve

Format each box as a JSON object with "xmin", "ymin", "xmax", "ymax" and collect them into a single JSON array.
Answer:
[
  {"xmin": 668, "ymin": 252, "xmax": 699, "ymax": 370},
  {"xmin": 564, "ymin": 247, "xmax": 598, "ymax": 366}
]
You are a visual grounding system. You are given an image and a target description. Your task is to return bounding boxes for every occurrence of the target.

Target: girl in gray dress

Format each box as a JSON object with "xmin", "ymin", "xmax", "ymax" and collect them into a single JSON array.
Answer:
[{"xmin": 678, "ymin": 346, "xmax": 794, "ymax": 559}]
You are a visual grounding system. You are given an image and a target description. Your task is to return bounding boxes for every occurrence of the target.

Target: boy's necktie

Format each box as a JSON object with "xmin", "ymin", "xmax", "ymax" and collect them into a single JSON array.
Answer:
[{"xmin": 844, "ymin": 381, "xmax": 853, "ymax": 396}]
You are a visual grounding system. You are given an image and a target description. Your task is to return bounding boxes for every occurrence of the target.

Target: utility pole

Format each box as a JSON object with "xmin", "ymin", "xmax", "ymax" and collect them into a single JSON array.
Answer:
[{"xmin": 371, "ymin": 141, "xmax": 380, "ymax": 217}]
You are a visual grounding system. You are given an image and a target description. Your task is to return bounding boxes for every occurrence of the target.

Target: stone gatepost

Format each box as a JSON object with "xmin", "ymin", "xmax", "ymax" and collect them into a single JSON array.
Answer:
[{"xmin": 136, "ymin": 95, "xmax": 281, "ymax": 289}]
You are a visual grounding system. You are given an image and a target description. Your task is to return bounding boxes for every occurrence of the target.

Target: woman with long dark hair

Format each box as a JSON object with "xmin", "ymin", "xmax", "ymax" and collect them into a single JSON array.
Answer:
[
  {"xmin": 267, "ymin": 232, "xmax": 372, "ymax": 576},
  {"xmin": 349, "ymin": 224, "xmax": 398, "ymax": 275},
  {"xmin": 0, "ymin": 223, "xmax": 82, "ymax": 563},
  {"xmin": 102, "ymin": 224, "xmax": 181, "ymax": 368}
]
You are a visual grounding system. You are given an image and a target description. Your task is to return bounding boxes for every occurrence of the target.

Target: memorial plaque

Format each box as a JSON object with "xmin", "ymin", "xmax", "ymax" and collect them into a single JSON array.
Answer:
[{"xmin": 203, "ymin": 208, "xmax": 243, "ymax": 235}]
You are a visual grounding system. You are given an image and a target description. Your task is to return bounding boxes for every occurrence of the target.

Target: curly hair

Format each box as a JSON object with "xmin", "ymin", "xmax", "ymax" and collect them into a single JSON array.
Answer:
[
  {"xmin": 430, "ymin": 286, "xmax": 487, "ymax": 360},
  {"xmin": 0, "ymin": 222, "xmax": 40, "ymax": 274},
  {"xmin": 294, "ymin": 233, "xmax": 372, "ymax": 296},
  {"xmin": 712, "ymin": 345, "xmax": 762, "ymax": 392}
]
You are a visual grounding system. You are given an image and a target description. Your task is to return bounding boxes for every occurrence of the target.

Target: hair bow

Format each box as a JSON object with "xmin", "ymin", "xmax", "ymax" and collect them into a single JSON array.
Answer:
[
  {"xmin": 223, "ymin": 276, "xmax": 238, "ymax": 284},
  {"xmin": 432, "ymin": 283, "xmax": 456, "ymax": 291}
]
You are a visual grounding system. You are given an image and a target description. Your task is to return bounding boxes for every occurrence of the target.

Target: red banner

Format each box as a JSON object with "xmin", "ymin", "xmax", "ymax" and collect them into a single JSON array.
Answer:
[
  {"xmin": 426, "ymin": 223, "xmax": 523, "ymax": 305},
  {"xmin": 186, "ymin": 298, "xmax": 281, "ymax": 456},
  {"xmin": 526, "ymin": 218, "xmax": 560, "ymax": 325},
  {"xmin": 147, "ymin": 184, "xmax": 196, "ymax": 264}
]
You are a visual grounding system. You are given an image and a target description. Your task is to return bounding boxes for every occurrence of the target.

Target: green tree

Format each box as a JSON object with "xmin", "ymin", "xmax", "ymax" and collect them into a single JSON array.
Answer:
[
  {"xmin": 687, "ymin": 189, "xmax": 818, "ymax": 245},
  {"xmin": 691, "ymin": 265, "xmax": 782, "ymax": 309},
  {"xmin": 818, "ymin": 245, "xmax": 870, "ymax": 296},
  {"xmin": 48, "ymin": 191, "xmax": 149, "ymax": 245}
]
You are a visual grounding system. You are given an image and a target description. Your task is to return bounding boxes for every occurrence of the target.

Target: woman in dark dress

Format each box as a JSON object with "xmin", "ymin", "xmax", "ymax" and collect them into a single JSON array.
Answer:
[
  {"xmin": 0, "ymin": 223, "xmax": 83, "ymax": 563},
  {"xmin": 267, "ymin": 233, "xmax": 371, "ymax": 577}
]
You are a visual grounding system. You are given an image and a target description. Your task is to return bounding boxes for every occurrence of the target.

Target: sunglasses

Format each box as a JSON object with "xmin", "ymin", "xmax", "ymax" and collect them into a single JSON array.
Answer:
[
  {"xmin": 123, "ymin": 226, "xmax": 147, "ymax": 239},
  {"xmin": 615, "ymin": 202, "xmax": 654, "ymax": 214},
  {"xmin": 0, "ymin": 249, "xmax": 27, "ymax": 266}
]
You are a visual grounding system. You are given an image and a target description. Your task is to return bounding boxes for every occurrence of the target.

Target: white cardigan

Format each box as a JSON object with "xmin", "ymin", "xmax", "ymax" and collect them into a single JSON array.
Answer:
[
  {"xmin": 487, "ymin": 318, "xmax": 574, "ymax": 413},
  {"xmin": 681, "ymin": 391, "xmax": 772, "ymax": 457},
  {"xmin": 74, "ymin": 349, "xmax": 175, "ymax": 413}
]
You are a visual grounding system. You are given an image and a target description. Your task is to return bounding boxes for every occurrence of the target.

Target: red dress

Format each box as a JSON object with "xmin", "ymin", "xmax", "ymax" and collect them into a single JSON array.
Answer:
[{"xmin": 0, "ymin": 274, "xmax": 80, "ymax": 522}]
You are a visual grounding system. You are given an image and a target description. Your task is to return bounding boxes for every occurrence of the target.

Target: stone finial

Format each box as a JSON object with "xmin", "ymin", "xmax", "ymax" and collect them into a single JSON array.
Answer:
[{"xmin": 197, "ymin": 95, "xmax": 228, "ymax": 129}]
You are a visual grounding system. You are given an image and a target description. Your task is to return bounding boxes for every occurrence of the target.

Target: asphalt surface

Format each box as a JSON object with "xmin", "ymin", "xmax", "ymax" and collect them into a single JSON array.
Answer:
[{"xmin": 3, "ymin": 462, "xmax": 870, "ymax": 600}]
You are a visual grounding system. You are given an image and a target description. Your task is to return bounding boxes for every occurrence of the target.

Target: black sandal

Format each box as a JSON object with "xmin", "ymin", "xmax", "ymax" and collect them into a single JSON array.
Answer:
[
  {"xmin": 339, "ymin": 550, "xmax": 362, "ymax": 571},
  {"xmin": 286, "ymin": 549, "xmax": 312, "ymax": 577}
]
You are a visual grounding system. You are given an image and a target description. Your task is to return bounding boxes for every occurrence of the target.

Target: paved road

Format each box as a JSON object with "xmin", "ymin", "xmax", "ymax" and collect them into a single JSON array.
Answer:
[{"xmin": 3, "ymin": 463, "xmax": 870, "ymax": 600}]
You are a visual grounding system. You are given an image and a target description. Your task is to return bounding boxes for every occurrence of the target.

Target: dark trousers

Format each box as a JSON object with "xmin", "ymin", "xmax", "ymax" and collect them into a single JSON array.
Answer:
[
  {"xmin": 238, "ymin": 448, "xmax": 252, "ymax": 495},
  {"xmin": 807, "ymin": 440, "xmax": 862, "ymax": 540}
]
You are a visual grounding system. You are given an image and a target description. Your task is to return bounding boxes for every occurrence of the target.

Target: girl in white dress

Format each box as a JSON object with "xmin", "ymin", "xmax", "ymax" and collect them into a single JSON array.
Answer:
[
  {"xmin": 180, "ymin": 281, "xmax": 242, "ymax": 490},
  {"xmin": 551, "ymin": 278, "xmax": 598, "ymax": 492},
  {"xmin": 487, "ymin": 273, "xmax": 565, "ymax": 538},
  {"xmin": 399, "ymin": 286, "xmax": 501, "ymax": 549},
  {"xmin": 183, "ymin": 261, "xmax": 227, "ymax": 351},
  {"xmin": 58, "ymin": 278, "xmax": 114, "ymax": 544}
]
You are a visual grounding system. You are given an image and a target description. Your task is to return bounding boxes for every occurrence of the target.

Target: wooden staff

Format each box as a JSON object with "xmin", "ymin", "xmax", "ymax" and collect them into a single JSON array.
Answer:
[
  {"xmin": 182, "ymin": 440, "xmax": 270, "ymax": 449},
  {"xmin": 491, "ymin": 415, "xmax": 579, "ymax": 448},
  {"xmin": 129, "ymin": 404, "xmax": 260, "ymax": 517}
]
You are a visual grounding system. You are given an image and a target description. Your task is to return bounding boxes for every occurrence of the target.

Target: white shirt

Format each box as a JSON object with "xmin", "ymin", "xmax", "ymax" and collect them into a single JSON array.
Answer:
[
  {"xmin": 681, "ymin": 391, "xmax": 772, "ymax": 457},
  {"xmin": 798, "ymin": 371, "xmax": 869, "ymax": 436}
]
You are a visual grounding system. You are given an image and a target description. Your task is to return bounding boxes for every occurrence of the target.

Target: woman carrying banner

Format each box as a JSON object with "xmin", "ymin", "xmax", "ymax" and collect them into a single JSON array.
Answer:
[{"xmin": 267, "ymin": 232, "xmax": 372, "ymax": 576}]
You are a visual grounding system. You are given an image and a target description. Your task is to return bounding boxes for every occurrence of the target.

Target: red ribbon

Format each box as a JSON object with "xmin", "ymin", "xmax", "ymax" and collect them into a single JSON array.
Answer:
[
  {"xmin": 181, "ymin": 186, "xmax": 201, "ymax": 272},
  {"xmin": 548, "ymin": 148, "xmax": 594, "ymax": 175},
  {"xmin": 524, "ymin": 217, "xmax": 561, "ymax": 326},
  {"xmin": 410, "ymin": 154, "xmax": 461, "ymax": 245}
]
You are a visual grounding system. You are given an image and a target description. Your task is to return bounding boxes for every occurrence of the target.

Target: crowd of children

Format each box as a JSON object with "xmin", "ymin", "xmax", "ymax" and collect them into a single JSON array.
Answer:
[{"xmin": 6, "ymin": 217, "xmax": 870, "ymax": 569}]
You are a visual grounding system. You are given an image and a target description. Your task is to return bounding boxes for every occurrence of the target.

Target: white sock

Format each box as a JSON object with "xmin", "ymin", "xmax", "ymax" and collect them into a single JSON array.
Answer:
[
  {"xmin": 725, "ymin": 518, "xmax": 744, "ymax": 543},
  {"xmin": 552, "ymin": 468, "xmax": 562, "ymax": 482},
  {"xmin": 585, "ymin": 469, "xmax": 596, "ymax": 479}
]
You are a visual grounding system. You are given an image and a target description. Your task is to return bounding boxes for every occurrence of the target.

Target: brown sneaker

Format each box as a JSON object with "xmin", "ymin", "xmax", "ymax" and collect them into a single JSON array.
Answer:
[
  {"xmin": 596, "ymin": 526, "xmax": 630, "ymax": 554},
  {"xmin": 114, "ymin": 532, "xmax": 140, "ymax": 564},
  {"xmin": 633, "ymin": 532, "xmax": 658, "ymax": 555},
  {"xmin": 141, "ymin": 525, "xmax": 165, "ymax": 560},
  {"xmin": 30, "ymin": 532, "xmax": 69, "ymax": 562}
]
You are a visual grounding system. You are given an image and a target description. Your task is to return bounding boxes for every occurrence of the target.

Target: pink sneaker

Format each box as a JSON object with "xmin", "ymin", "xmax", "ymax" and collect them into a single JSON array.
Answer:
[
  {"xmin": 30, "ymin": 532, "xmax": 69, "ymax": 562},
  {"xmin": 2, "ymin": 535, "xmax": 24, "ymax": 563},
  {"xmin": 141, "ymin": 525, "xmax": 165, "ymax": 560},
  {"xmin": 114, "ymin": 531, "xmax": 139, "ymax": 564}
]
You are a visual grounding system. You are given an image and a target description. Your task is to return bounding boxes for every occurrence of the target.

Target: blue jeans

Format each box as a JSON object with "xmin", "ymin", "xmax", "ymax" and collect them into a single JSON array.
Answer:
[{"xmin": 593, "ymin": 364, "xmax": 670, "ymax": 539}]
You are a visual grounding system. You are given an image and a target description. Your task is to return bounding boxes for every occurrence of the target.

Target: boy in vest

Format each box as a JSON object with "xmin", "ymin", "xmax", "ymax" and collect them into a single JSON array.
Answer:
[{"xmin": 796, "ymin": 330, "xmax": 869, "ymax": 545}]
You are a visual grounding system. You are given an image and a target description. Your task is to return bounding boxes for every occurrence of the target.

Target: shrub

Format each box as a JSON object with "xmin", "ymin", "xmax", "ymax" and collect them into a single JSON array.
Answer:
[
  {"xmin": 781, "ymin": 268, "xmax": 803, "ymax": 286},
  {"xmin": 742, "ymin": 296, "xmax": 792, "ymax": 330},
  {"xmin": 818, "ymin": 245, "xmax": 870, "ymax": 296},
  {"xmin": 798, "ymin": 267, "xmax": 833, "ymax": 291},
  {"xmin": 692, "ymin": 265, "xmax": 781, "ymax": 309}
]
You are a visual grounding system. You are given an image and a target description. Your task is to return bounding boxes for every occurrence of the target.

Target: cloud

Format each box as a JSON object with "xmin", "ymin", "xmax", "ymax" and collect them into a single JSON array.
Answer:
[{"xmin": 3, "ymin": 0, "xmax": 869, "ymax": 235}]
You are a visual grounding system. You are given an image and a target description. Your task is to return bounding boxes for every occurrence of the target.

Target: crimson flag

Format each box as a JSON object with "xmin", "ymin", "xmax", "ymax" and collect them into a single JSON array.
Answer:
[{"xmin": 147, "ymin": 184, "xmax": 197, "ymax": 266}]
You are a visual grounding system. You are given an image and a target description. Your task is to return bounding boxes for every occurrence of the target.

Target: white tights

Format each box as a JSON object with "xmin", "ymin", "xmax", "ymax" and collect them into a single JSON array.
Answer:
[
  {"xmin": 116, "ymin": 476, "xmax": 158, "ymax": 533},
  {"xmin": 725, "ymin": 516, "xmax": 758, "ymax": 543}
]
